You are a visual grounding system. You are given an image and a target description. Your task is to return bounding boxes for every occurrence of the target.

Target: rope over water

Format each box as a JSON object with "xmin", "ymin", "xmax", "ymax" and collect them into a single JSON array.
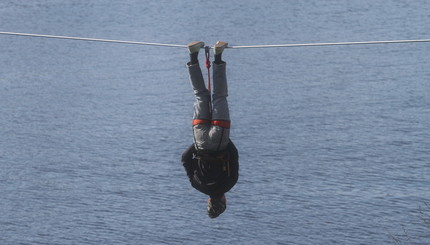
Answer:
[
  {"xmin": 1, "ymin": 31, "xmax": 430, "ymax": 49},
  {"xmin": 229, "ymin": 39, "xmax": 430, "ymax": 48},
  {"xmin": 0, "ymin": 31, "xmax": 187, "ymax": 48}
]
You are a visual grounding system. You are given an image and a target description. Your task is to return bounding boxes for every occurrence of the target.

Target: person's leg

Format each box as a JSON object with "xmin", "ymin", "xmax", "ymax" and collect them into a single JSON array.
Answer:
[
  {"xmin": 212, "ymin": 62, "xmax": 229, "ymax": 121},
  {"xmin": 209, "ymin": 41, "xmax": 230, "ymax": 151},
  {"xmin": 187, "ymin": 41, "xmax": 210, "ymax": 121},
  {"xmin": 188, "ymin": 63, "xmax": 211, "ymax": 121},
  {"xmin": 212, "ymin": 41, "xmax": 229, "ymax": 121},
  {"xmin": 187, "ymin": 42, "xmax": 212, "ymax": 150}
]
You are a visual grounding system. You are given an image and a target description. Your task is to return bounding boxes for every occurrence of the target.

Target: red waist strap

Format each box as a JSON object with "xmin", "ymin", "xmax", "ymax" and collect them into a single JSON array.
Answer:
[
  {"xmin": 192, "ymin": 119, "xmax": 231, "ymax": 128},
  {"xmin": 192, "ymin": 119, "xmax": 211, "ymax": 125},
  {"xmin": 212, "ymin": 120, "xmax": 231, "ymax": 128}
]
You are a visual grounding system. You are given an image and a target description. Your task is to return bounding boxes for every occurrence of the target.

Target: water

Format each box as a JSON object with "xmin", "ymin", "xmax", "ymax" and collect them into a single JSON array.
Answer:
[{"xmin": 1, "ymin": 1, "xmax": 429, "ymax": 244}]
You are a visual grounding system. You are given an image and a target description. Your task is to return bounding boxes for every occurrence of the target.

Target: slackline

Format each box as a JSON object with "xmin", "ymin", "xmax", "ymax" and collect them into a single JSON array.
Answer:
[{"xmin": 1, "ymin": 31, "xmax": 430, "ymax": 49}]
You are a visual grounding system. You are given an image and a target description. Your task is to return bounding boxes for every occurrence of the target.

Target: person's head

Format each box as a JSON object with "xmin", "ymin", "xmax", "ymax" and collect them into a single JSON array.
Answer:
[{"xmin": 207, "ymin": 195, "xmax": 226, "ymax": 218}]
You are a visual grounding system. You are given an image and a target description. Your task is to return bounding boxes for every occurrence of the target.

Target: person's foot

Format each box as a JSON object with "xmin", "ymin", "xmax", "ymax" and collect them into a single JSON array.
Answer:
[
  {"xmin": 207, "ymin": 195, "xmax": 227, "ymax": 218},
  {"xmin": 214, "ymin": 41, "xmax": 228, "ymax": 55},
  {"xmin": 188, "ymin": 41, "xmax": 205, "ymax": 54}
]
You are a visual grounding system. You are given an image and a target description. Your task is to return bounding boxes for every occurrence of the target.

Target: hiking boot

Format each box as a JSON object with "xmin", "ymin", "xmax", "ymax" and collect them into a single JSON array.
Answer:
[
  {"xmin": 207, "ymin": 195, "xmax": 227, "ymax": 218},
  {"xmin": 214, "ymin": 41, "xmax": 228, "ymax": 55},
  {"xmin": 188, "ymin": 41, "xmax": 205, "ymax": 54}
]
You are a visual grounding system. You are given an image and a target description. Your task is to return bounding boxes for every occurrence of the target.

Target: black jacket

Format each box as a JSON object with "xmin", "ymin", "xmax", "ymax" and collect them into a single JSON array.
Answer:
[{"xmin": 182, "ymin": 140, "xmax": 239, "ymax": 198}]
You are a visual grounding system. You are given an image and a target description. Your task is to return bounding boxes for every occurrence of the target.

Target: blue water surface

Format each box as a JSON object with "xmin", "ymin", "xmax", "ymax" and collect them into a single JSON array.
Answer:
[{"xmin": 1, "ymin": 1, "xmax": 429, "ymax": 244}]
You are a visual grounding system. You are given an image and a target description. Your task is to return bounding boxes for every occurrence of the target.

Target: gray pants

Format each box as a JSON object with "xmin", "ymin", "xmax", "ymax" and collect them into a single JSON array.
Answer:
[{"xmin": 188, "ymin": 62, "xmax": 230, "ymax": 152}]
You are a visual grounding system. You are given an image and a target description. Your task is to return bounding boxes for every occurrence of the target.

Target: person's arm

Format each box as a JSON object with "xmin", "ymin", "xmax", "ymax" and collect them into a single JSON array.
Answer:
[
  {"xmin": 227, "ymin": 140, "xmax": 239, "ymax": 165},
  {"xmin": 227, "ymin": 140, "xmax": 239, "ymax": 183},
  {"xmin": 181, "ymin": 144, "xmax": 196, "ymax": 180}
]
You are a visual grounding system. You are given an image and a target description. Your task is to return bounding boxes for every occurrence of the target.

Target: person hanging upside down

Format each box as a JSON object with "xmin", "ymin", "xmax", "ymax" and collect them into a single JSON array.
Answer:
[{"xmin": 181, "ymin": 41, "xmax": 239, "ymax": 218}]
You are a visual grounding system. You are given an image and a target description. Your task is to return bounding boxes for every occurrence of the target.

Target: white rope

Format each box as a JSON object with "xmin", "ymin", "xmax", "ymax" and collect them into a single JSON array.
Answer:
[
  {"xmin": 228, "ymin": 39, "xmax": 430, "ymax": 49},
  {"xmin": 1, "ymin": 31, "xmax": 430, "ymax": 49},
  {"xmin": 0, "ymin": 31, "xmax": 187, "ymax": 48}
]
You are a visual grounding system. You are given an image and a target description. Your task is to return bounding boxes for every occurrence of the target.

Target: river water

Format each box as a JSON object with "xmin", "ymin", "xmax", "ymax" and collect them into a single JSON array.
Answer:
[{"xmin": 1, "ymin": 1, "xmax": 429, "ymax": 244}]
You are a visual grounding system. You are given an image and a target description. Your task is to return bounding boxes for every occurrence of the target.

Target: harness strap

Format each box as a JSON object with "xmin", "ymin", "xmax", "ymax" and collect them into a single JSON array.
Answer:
[
  {"xmin": 193, "ymin": 119, "xmax": 231, "ymax": 128},
  {"xmin": 204, "ymin": 46, "xmax": 211, "ymax": 93},
  {"xmin": 193, "ymin": 119, "xmax": 211, "ymax": 125},
  {"xmin": 212, "ymin": 120, "xmax": 231, "ymax": 128},
  {"xmin": 195, "ymin": 150, "xmax": 231, "ymax": 176}
]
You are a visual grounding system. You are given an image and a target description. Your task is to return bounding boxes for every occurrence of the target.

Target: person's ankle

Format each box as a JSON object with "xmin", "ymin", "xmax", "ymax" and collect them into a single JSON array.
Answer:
[
  {"xmin": 189, "ymin": 52, "xmax": 199, "ymax": 64},
  {"xmin": 214, "ymin": 54, "xmax": 224, "ymax": 64}
]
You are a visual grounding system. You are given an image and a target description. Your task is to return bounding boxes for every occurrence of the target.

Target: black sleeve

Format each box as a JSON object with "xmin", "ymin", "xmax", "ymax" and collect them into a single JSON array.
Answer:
[
  {"xmin": 181, "ymin": 144, "xmax": 196, "ymax": 180},
  {"xmin": 228, "ymin": 140, "xmax": 239, "ymax": 165},
  {"xmin": 227, "ymin": 140, "xmax": 239, "ymax": 185},
  {"xmin": 229, "ymin": 141, "xmax": 239, "ymax": 180}
]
